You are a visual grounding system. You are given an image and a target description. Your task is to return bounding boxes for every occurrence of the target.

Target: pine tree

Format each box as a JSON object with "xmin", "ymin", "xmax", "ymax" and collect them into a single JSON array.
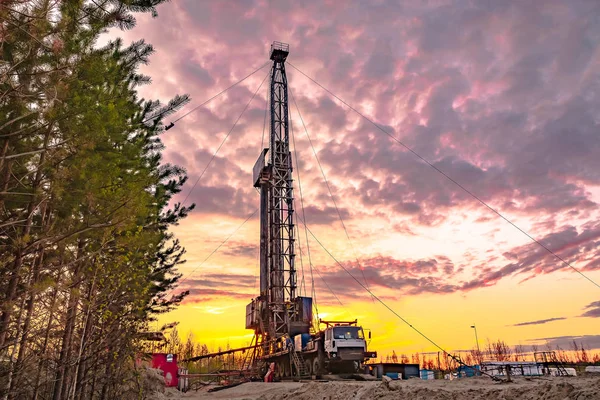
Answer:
[{"xmin": 0, "ymin": 1, "xmax": 193, "ymax": 398}]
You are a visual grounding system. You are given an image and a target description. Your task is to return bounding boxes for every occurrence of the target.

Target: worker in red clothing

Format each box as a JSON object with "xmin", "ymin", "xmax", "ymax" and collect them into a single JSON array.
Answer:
[{"xmin": 264, "ymin": 362, "xmax": 276, "ymax": 382}]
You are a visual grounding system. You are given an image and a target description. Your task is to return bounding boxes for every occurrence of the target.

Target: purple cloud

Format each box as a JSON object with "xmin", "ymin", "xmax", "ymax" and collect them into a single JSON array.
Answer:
[
  {"xmin": 529, "ymin": 335, "xmax": 600, "ymax": 351},
  {"xmin": 113, "ymin": 0, "xmax": 600, "ymax": 298},
  {"xmin": 581, "ymin": 301, "xmax": 600, "ymax": 318},
  {"xmin": 512, "ymin": 317, "xmax": 567, "ymax": 327}
]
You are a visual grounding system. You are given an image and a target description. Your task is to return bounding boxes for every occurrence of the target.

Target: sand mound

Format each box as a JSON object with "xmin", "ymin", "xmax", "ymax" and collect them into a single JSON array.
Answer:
[
  {"xmin": 251, "ymin": 376, "xmax": 600, "ymax": 400},
  {"xmin": 139, "ymin": 367, "xmax": 180, "ymax": 400},
  {"xmin": 149, "ymin": 375, "xmax": 600, "ymax": 399}
]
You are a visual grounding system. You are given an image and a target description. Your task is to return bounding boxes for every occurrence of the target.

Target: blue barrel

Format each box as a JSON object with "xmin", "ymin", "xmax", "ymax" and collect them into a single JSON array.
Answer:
[{"xmin": 301, "ymin": 333, "xmax": 311, "ymax": 349}]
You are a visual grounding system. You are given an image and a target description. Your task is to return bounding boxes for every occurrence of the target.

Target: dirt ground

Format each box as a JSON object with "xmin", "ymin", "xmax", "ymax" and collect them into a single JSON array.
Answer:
[{"xmin": 150, "ymin": 375, "xmax": 600, "ymax": 400}]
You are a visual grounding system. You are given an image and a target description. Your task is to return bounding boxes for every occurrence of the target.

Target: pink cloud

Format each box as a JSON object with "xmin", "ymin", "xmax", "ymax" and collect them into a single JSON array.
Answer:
[{"xmin": 110, "ymin": 0, "xmax": 600, "ymax": 299}]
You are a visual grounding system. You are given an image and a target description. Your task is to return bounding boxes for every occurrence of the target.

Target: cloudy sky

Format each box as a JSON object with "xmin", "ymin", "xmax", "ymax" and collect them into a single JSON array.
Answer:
[{"xmin": 118, "ymin": 0, "xmax": 600, "ymax": 355}]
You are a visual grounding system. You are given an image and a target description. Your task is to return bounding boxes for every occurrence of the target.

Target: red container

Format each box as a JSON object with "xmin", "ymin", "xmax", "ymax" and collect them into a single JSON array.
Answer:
[{"xmin": 151, "ymin": 353, "xmax": 178, "ymax": 387}]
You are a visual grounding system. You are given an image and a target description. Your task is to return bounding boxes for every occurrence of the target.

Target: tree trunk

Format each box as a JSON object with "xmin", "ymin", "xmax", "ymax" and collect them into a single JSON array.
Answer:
[
  {"xmin": 0, "ymin": 137, "xmax": 11, "ymax": 212},
  {"xmin": 52, "ymin": 240, "xmax": 85, "ymax": 400},
  {"xmin": 32, "ymin": 252, "xmax": 63, "ymax": 400},
  {"xmin": 8, "ymin": 249, "xmax": 45, "ymax": 399},
  {"xmin": 0, "ymin": 124, "xmax": 52, "ymax": 351},
  {"xmin": 1, "ymin": 295, "xmax": 27, "ymax": 400},
  {"xmin": 0, "ymin": 0, "xmax": 51, "ymax": 350},
  {"xmin": 9, "ymin": 201, "xmax": 50, "ymax": 398},
  {"xmin": 73, "ymin": 266, "xmax": 98, "ymax": 400}
]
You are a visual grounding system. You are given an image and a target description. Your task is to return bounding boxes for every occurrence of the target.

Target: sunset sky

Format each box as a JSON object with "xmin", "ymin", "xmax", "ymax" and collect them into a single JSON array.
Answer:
[{"xmin": 115, "ymin": 0, "xmax": 600, "ymax": 356}]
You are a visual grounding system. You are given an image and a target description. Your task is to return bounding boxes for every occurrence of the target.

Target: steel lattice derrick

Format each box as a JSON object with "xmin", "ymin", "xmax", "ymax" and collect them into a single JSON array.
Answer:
[
  {"xmin": 249, "ymin": 43, "xmax": 312, "ymax": 371},
  {"xmin": 268, "ymin": 44, "xmax": 296, "ymax": 338}
]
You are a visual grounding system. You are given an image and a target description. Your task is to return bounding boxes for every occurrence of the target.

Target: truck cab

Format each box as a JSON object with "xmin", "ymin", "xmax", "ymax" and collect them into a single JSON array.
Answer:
[
  {"xmin": 320, "ymin": 320, "xmax": 376, "ymax": 371},
  {"xmin": 324, "ymin": 325, "xmax": 366, "ymax": 357}
]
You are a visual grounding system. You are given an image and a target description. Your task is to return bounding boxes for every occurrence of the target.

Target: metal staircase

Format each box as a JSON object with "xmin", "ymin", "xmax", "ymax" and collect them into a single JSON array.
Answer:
[
  {"xmin": 534, "ymin": 351, "xmax": 570, "ymax": 376},
  {"xmin": 290, "ymin": 349, "xmax": 309, "ymax": 379},
  {"xmin": 548, "ymin": 352, "xmax": 569, "ymax": 376}
]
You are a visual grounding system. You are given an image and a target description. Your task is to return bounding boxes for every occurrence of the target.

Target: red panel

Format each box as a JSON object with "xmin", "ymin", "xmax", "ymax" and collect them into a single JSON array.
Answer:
[{"xmin": 151, "ymin": 353, "xmax": 179, "ymax": 387}]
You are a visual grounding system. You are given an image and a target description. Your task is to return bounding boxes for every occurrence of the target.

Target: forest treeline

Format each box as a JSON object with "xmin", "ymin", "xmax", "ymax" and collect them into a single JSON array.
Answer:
[
  {"xmin": 162, "ymin": 327, "xmax": 600, "ymax": 375},
  {"xmin": 1, "ymin": 1, "xmax": 192, "ymax": 399},
  {"xmin": 384, "ymin": 339, "xmax": 600, "ymax": 371}
]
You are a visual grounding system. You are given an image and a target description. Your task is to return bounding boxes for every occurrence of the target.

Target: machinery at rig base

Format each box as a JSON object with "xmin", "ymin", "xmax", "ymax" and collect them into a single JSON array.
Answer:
[{"xmin": 245, "ymin": 42, "xmax": 376, "ymax": 379}]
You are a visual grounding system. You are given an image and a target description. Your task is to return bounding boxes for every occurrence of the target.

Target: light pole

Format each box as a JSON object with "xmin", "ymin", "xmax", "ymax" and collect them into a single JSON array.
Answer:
[{"xmin": 471, "ymin": 325, "xmax": 481, "ymax": 364}]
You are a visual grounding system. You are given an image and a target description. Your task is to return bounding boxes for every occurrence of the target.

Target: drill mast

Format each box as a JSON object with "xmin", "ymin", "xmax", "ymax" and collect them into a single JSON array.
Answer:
[
  {"xmin": 267, "ymin": 42, "xmax": 296, "ymax": 336},
  {"xmin": 248, "ymin": 42, "xmax": 311, "ymax": 359}
]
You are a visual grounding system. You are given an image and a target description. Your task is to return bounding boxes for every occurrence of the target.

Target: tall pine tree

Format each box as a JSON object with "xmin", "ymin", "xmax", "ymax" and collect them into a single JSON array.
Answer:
[{"xmin": 0, "ymin": 1, "xmax": 194, "ymax": 398}]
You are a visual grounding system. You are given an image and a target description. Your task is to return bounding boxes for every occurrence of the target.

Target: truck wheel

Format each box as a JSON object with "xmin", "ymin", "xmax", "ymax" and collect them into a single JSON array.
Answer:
[
  {"xmin": 305, "ymin": 359, "xmax": 312, "ymax": 376},
  {"xmin": 276, "ymin": 361, "xmax": 284, "ymax": 379},
  {"xmin": 312, "ymin": 358, "xmax": 322, "ymax": 376}
]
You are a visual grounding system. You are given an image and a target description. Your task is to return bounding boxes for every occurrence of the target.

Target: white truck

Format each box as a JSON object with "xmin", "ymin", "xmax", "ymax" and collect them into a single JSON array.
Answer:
[{"xmin": 291, "ymin": 319, "xmax": 376, "ymax": 376}]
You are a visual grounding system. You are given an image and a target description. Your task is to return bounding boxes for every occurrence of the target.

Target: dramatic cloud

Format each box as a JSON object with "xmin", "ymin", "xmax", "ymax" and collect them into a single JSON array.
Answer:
[
  {"xmin": 182, "ymin": 273, "xmax": 258, "ymax": 303},
  {"xmin": 511, "ymin": 318, "xmax": 567, "ymax": 327},
  {"xmin": 529, "ymin": 335, "xmax": 600, "ymax": 351},
  {"xmin": 581, "ymin": 301, "xmax": 600, "ymax": 318},
  {"xmin": 220, "ymin": 241, "xmax": 259, "ymax": 258},
  {"xmin": 460, "ymin": 221, "xmax": 600, "ymax": 290},
  {"xmin": 185, "ymin": 289, "xmax": 255, "ymax": 303},
  {"xmin": 184, "ymin": 273, "xmax": 256, "ymax": 290},
  {"xmin": 301, "ymin": 205, "xmax": 351, "ymax": 226},
  {"xmin": 125, "ymin": 0, "xmax": 600, "ymax": 227},
  {"xmin": 116, "ymin": 1, "xmax": 600, "ymax": 318},
  {"xmin": 309, "ymin": 255, "xmax": 459, "ymax": 304},
  {"xmin": 307, "ymin": 220, "xmax": 600, "ymax": 302}
]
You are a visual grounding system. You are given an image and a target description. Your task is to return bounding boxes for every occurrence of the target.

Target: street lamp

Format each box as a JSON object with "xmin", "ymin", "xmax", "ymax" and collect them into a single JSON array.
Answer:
[{"xmin": 471, "ymin": 325, "xmax": 481, "ymax": 364}]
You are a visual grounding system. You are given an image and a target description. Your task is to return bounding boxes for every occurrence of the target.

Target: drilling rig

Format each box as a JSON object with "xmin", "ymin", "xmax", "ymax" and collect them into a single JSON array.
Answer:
[{"xmin": 245, "ymin": 42, "xmax": 376, "ymax": 380}]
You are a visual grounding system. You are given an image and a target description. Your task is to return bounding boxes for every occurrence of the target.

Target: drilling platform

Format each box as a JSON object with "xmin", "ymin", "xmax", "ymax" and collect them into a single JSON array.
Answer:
[{"xmin": 244, "ymin": 42, "xmax": 375, "ymax": 379}]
